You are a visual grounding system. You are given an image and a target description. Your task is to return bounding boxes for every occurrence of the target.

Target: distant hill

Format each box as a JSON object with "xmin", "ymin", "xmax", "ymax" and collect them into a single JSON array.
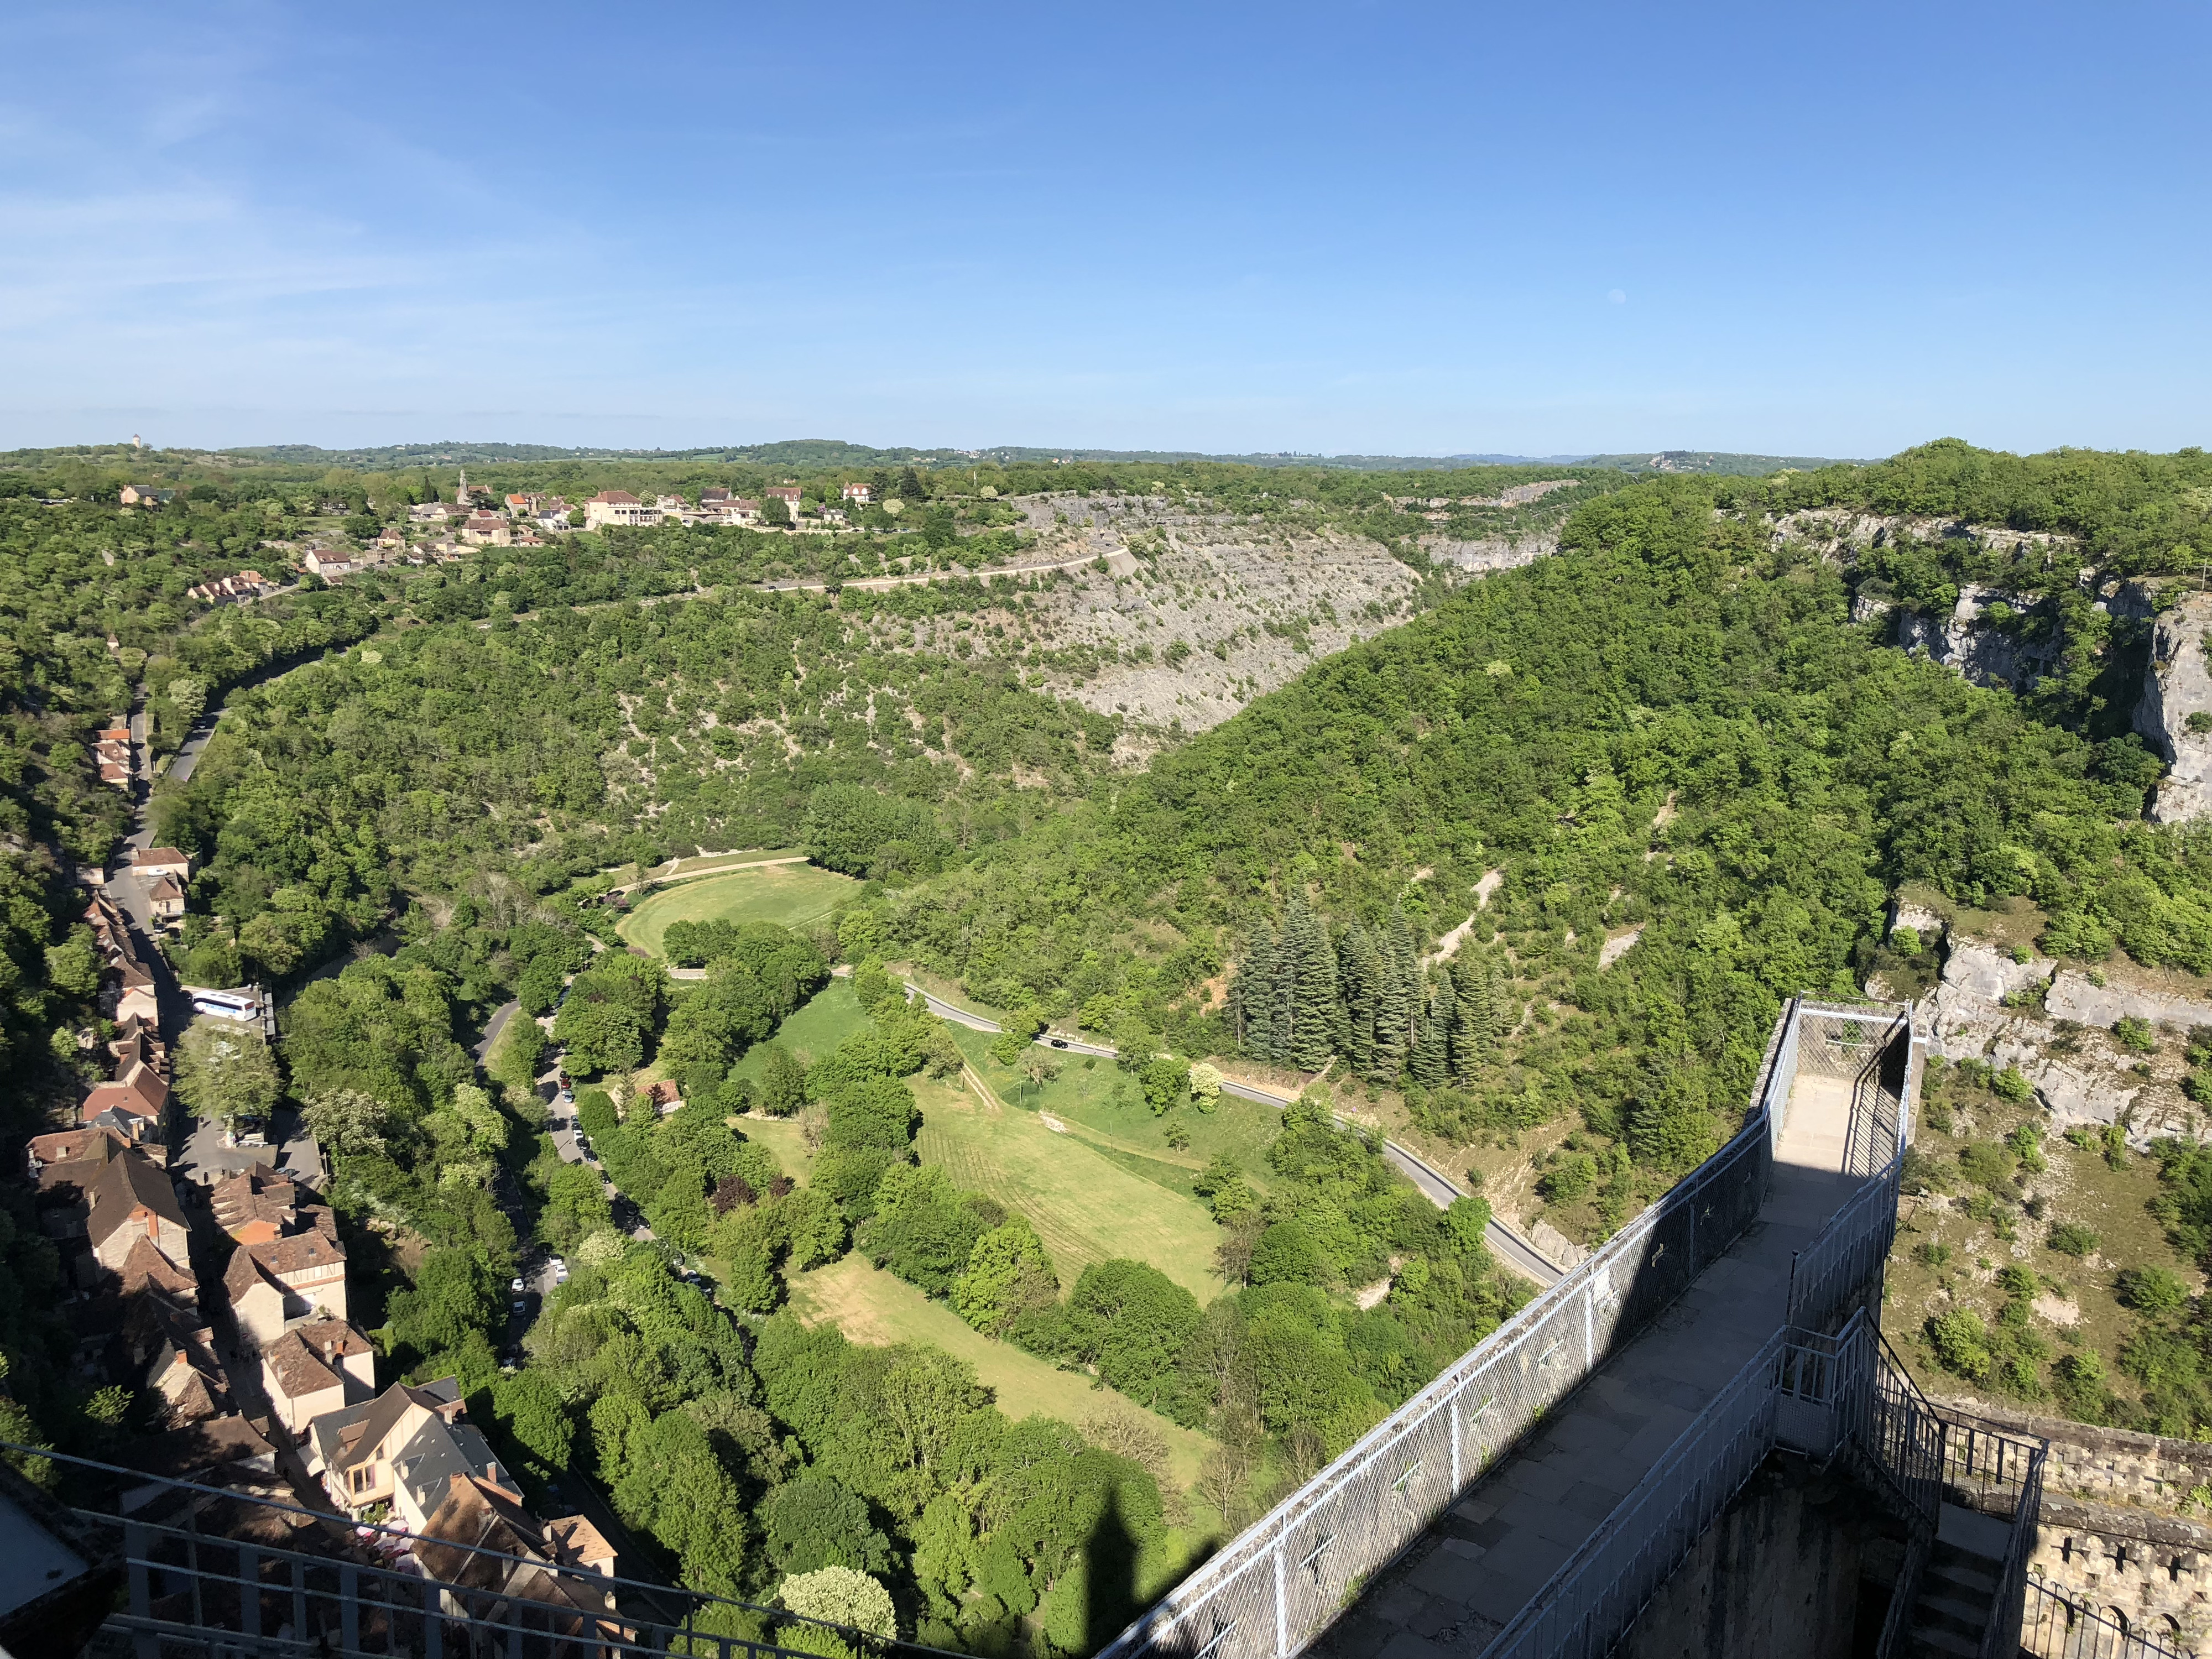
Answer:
[
  {"xmin": 1578, "ymin": 450, "xmax": 1863, "ymax": 476},
  {"xmin": 4, "ymin": 437, "xmax": 1865, "ymax": 477}
]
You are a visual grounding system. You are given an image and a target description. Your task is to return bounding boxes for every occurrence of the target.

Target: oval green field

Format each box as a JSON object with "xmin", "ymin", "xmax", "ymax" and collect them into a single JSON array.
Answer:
[{"xmin": 617, "ymin": 859, "xmax": 858, "ymax": 954}]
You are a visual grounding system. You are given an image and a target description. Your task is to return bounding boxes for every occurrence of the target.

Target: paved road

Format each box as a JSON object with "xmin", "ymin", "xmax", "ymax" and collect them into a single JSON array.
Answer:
[
  {"xmin": 475, "ymin": 998, "xmax": 520, "ymax": 1061},
  {"xmin": 163, "ymin": 713, "xmax": 222, "ymax": 788},
  {"xmin": 899, "ymin": 980, "xmax": 1566, "ymax": 1285}
]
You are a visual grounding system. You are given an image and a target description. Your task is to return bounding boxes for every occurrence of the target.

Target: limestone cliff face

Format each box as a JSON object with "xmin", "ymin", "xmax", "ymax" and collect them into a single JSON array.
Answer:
[
  {"xmin": 2133, "ymin": 592, "xmax": 2212, "ymax": 823},
  {"xmin": 1895, "ymin": 584, "xmax": 2064, "ymax": 690}
]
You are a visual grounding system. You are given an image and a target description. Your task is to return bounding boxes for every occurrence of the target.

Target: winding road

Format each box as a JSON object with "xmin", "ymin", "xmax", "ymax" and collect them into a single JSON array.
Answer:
[{"xmin": 901, "ymin": 981, "xmax": 1566, "ymax": 1286}]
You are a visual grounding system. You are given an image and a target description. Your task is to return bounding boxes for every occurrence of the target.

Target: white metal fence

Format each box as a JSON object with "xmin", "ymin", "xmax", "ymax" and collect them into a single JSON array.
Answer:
[{"xmin": 1099, "ymin": 997, "xmax": 1922, "ymax": 1659}]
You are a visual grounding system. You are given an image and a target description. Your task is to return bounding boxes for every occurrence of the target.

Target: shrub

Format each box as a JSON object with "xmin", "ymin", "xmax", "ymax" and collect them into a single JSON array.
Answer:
[
  {"xmin": 1914, "ymin": 1241, "xmax": 1953, "ymax": 1269},
  {"xmin": 1996, "ymin": 1264, "xmax": 2038, "ymax": 1299},
  {"xmin": 1537, "ymin": 1154, "xmax": 1597, "ymax": 1203},
  {"xmin": 1991, "ymin": 1067, "xmax": 2034, "ymax": 1105},
  {"xmin": 1958, "ymin": 1141, "xmax": 2016, "ymax": 1196},
  {"xmin": 2048, "ymin": 1222, "xmax": 2100, "ymax": 1258},
  {"xmin": 2114, "ymin": 1016, "xmax": 2158, "ymax": 1055},
  {"xmin": 1926, "ymin": 1309, "xmax": 1992, "ymax": 1382},
  {"xmin": 2117, "ymin": 1266, "xmax": 2190, "ymax": 1317}
]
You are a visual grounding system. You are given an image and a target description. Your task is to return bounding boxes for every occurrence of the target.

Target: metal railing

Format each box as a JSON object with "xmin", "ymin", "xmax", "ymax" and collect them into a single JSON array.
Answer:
[
  {"xmin": 1092, "ymin": 1004, "xmax": 1807, "ymax": 1659},
  {"xmin": 1944, "ymin": 1416, "xmax": 2049, "ymax": 1659},
  {"xmin": 1100, "ymin": 997, "xmax": 1923, "ymax": 1659},
  {"xmin": 1785, "ymin": 1001, "xmax": 1922, "ymax": 1333},
  {"xmin": 1481, "ymin": 1326, "xmax": 1793, "ymax": 1659},
  {"xmin": 7, "ymin": 1444, "xmax": 944, "ymax": 1659},
  {"xmin": 2020, "ymin": 1576, "xmax": 2189, "ymax": 1659}
]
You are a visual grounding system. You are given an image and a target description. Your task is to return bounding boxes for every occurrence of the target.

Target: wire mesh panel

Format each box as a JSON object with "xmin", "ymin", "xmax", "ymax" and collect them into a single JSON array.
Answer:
[{"xmin": 1788, "ymin": 1163, "xmax": 1905, "ymax": 1332}]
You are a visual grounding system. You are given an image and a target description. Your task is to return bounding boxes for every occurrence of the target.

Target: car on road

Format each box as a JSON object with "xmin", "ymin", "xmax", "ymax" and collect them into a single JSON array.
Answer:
[
  {"xmin": 1049, "ymin": 1038, "xmax": 1067, "ymax": 1048},
  {"xmin": 510, "ymin": 1298, "xmax": 527, "ymax": 1315},
  {"xmin": 510, "ymin": 1277, "xmax": 525, "ymax": 1293}
]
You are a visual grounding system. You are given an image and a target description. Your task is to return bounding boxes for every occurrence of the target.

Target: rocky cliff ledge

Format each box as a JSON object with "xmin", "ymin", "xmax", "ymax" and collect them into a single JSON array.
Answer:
[{"xmin": 2133, "ymin": 591, "xmax": 2212, "ymax": 823}]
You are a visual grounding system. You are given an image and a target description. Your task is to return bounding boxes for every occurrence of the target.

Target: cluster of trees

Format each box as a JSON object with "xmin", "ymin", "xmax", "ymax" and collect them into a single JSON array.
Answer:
[{"xmin": 1231, "ymin": 894, "xmax": 1509, "ymax": 1085}]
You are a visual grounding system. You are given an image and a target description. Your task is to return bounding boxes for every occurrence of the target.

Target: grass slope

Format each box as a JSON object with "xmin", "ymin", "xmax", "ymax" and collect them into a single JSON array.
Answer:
[
  {"xmin": 914, "ymin": 1073, "xmax": 1227, "ymax": 1303},
  {"xmin": 787, "ymin": 1251, "xmax": 1217, "ymax": 1489},
  {"xmin": 618, "ymin": 861, "xmax": 856, "ymax": 954},
  {"xmin": 734, "ymin": 979, "xmax": 875, "ymax": 1073},
  {"xmin": 951, "ymin": 1026, "xmax": 1281, "ymax": 1192}
]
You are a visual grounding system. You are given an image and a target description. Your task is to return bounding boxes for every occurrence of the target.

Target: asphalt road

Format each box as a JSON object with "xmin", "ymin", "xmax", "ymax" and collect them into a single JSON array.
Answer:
[
  {"xmin": 899, "ymin": 980, "xmax": 1567, "ymax": 1286},
  {"xmin": 163, "ymin": 713, "xmax": 222, "ymax": 787},
  {"xmin": 476, "ymin": 998, "xmax": 520, "ymax": 1061}
]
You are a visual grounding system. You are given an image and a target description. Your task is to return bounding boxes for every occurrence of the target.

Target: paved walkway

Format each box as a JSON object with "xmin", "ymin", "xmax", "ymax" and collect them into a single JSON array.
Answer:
[{"xmin": 1318, "ymin": 1072, "xmax": 1865, "ymax": 1658}]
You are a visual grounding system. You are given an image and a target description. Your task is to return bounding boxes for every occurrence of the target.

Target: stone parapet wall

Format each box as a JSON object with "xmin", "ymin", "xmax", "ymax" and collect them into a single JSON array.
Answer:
[{"xmin": 1933, "ymin": 1399, "xmax": 2212, "ymax": 1649}]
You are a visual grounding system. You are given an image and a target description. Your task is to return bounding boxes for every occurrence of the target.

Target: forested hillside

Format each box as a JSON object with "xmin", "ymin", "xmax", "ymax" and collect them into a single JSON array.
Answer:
[{"xmin": 11, "ymin": 439, "xmax": 2212, "ymax": 1646}]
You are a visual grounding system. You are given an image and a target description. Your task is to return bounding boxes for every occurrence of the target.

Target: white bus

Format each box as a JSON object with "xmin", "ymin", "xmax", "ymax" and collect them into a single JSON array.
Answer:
[{"xmin": 186, "ymin": 986, "xmax": 259, "ymax": 1020}]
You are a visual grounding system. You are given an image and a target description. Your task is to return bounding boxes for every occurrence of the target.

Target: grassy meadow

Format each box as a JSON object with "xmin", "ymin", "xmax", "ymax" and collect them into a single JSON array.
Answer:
[
  {"xmin": 912, "ymin": 1071, "xmax": 1228, "ymax": 1302},
  {"xmin": 617, "ymin": 859, "xmax": 855, "ymax": 954},
  {"xmin": 786, "ymin": 1251, "xmax": 1219, "ymax": 1489}
]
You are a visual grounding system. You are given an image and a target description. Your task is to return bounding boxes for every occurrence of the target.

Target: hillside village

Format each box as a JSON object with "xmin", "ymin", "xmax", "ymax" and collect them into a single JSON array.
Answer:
[{"xmin": 17, "ymin": 860, "xmax": 623, "ymax": 1632}]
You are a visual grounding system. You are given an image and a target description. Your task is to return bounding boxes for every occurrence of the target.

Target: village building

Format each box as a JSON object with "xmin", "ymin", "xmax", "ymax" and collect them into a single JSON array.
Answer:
[
  {"xmin": 223, "ymin": 1224, "xmax": 348, "ymax": 1348},
  {"xmin": 306, "ymin": 1378, "xmax": 507, "ymax": 1531},
  {"xmin": 582, "ymin": 490, "xmax": 653, "ymax": 530},
  {"xmin": 144, "ymin": 872, "xmax": 186, "ymax": 923},
  {"xmin": 85, "ymin": 1149, "xmax": 190, "ymax": 1276},
  {"xmin": 127, "ymin": 847, "xmax": 191, "ymax": 883},
  {"xmin": 841, "ymin": 481, "xmax": 872, "ymax": 503},
  {"xmin": 79, "ymin": 1059, "xmax": 169, "ymax": 1141},
  {"xmin": 411, "ymin": 1474, "xmax": 623, "ymax": 1636},
  {"xmin": 765, "ymin": 484, "xmax": 804, "ymax": 518},
  {"xmin": 260, "ymin": 1318, "xmax": 377, "ymax": 1434}
]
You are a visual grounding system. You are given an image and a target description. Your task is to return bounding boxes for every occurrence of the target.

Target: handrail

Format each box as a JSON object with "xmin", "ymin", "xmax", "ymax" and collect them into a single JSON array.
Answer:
[
  {"xmin": 1, "ymin": 1441, "xmax": 956, "ymax": 1659},
  {"xmin": 2020, "ymin": 1574, "xmax": 2186, "ymax": 1659}
]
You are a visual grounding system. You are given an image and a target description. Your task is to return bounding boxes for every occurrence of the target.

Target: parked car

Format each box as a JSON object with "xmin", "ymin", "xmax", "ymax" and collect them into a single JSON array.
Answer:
[
  {"xmin": 510, "ymin": 1299, "xmax": 526, "ymax": 1315},
  {"xmin": 1049, "ymin": 1038, "xmax": 1068, "ymax": 1048},
  {"xmin": 510, "ymin": 1277, "xmax": 525, "ymax": 1293}
]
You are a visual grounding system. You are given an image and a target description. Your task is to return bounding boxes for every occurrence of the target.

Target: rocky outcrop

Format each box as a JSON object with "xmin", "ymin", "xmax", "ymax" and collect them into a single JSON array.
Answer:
[
  {"xmin": 1927, "ymin": 942, "xmax": 2157, "ymax": 1141},
  {"xmin": 2133, "ymin": 591, "xmax": 2212, "ymax": 823},
  {"xmin": 2046, "ymin": 969, "xmax": 2212, "ymax": 1035},
  {"xmin": 1896, "ymin": 584, "xmax": 2065, "ymax": 690},
  {"xmin": 1939, "ymin": 939, "xmax": 2054, "ymax": 1003},
  {"xmin": 1529, "ymin": 1218, "xmax": 1592, "ymax": 1270}
]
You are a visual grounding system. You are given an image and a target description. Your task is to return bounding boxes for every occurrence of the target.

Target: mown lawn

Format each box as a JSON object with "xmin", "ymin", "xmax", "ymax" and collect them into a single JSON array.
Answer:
[
  {"xmin": 618, "ymin": 860, "xmax": 855, "ymax": 954},
  {"xmin": 732, "ymin": 978, "xmax": 874, "ymax": 1073},
  {"xmin": 913, "ymin": 1072, "xmax": 1228, "ymax": 1302},
  {"xmin": 951, "ymin": 1025, "xmax": 1282, "ymax": 1193},
  {"xmin": 786, "ymin": 1250, "xmax": 1218, "ymax": 1489}
]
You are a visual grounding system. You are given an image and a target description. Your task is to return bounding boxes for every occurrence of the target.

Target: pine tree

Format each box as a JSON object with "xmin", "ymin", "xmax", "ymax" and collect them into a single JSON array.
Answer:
[
  {"xmin": 1366, "ymin": 906, "xmax": 1416, "ymax": 1081},
  {"xmin": 1289, "ymin": 898, "xmax": 1338, "ymax": 1071},
  {"xmin": 1275, "ymin": 896, "xmax": 1308, "ymax": 1064},
  {"xmin": 1235, "ymin": 922, "xmax": 1275, "ymax": 1057},
  {"xmin": 1411, "ymin": 973, "xmax": 1452, "ymax": 1088},
  {"xmin": 1337, "ymin": 920, "xmax": 1380, "ymax": 1076},
  {"xmin": 1448, "ymin": 956, "xmax": 1489, "ymax": 1082}
]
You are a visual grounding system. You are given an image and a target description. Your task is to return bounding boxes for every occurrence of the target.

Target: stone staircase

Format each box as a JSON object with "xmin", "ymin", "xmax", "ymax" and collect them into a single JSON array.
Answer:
[{"xmin": 1905, "ymin": 1504, "xmax": 2013, "ymax": 1658}]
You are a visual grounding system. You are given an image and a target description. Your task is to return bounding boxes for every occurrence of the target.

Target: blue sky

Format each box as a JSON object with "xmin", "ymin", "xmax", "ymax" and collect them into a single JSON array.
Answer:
[{"xmin": 2, "ymin": 1, "xmax": 2205, "ymax": 458}]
